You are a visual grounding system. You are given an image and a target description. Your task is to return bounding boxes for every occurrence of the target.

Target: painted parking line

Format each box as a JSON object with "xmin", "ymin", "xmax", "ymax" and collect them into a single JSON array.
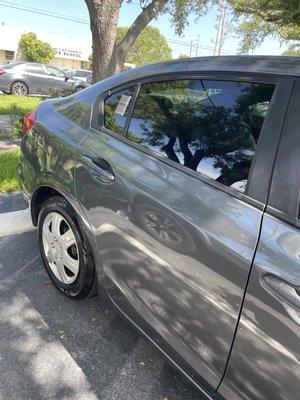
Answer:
[{"xmin": 0, "ymin": 209, "xmax": 35, "ymax": 239}]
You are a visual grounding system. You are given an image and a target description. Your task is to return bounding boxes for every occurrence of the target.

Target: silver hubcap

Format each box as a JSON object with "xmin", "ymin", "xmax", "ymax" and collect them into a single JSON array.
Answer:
[
  {"xmin": 42, "ymin": 212, "xmax": 79, "ymax": 284},
  {"xmin": 12, "ymin": 82, "xmax": 27, "ymax": 95}
]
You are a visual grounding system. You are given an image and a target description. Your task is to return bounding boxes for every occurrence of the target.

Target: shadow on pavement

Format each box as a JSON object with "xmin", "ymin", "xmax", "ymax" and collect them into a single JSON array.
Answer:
[{"xmin": 0, "ymin": 232, "xmax": 204, "ymax": 400}]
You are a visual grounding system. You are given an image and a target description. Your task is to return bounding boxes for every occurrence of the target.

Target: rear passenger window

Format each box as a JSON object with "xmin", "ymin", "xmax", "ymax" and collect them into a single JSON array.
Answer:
[
  {"xmin": 104, "ymin": 87, "xmax": 135, "ymax": 135},
  {"xmin": 22, "ymin": 64, "xmax": 44, "ymax": 74},
  {"xmin": 127, "ymin": 79, "xmax": 275, "ymax": 193}
]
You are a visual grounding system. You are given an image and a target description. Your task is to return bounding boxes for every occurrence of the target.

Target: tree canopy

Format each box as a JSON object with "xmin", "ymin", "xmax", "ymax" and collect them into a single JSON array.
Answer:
[
  {"xmin": 18, "ymin": 32, "xmax": 55, "ymax": 64},
  {"xmin": 229, "ymin": 0, "xmax": 300, "ymax": 53},
  {"xmin": 116, "ymin": 26, "xmax": 172, "ymax": 66},
  {"xmin": 84, "ymin": 0, "xmax": 300, "ymax": 81},
  {"xmin": 282, "ymin": 44, "xmax": 300, "ymax": 56}
]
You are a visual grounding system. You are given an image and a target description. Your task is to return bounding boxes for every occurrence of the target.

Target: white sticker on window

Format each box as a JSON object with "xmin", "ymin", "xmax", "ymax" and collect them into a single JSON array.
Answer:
[{"xmin": 115, "ymin": 94, "xmax": 132, "ymax": 116}]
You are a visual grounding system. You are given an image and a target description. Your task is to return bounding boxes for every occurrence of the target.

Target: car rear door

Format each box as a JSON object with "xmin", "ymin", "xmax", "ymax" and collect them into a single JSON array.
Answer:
[
  {"xmin": 21, "ymin": 63, "xmax": 49, "ymax": 94},
  {"xmin": 75, "ymin": 73, "xmax": 292, "ymax": 395},
  {"xmin": 216, "ymin": 77, "xmax": 299, "ymax": 400}
]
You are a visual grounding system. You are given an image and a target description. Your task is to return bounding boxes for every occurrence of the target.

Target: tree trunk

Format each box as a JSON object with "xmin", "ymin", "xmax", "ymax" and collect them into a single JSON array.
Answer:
[
  {"xmin": 85, "ymin": 0, "xmax": 168, "ymax": 82},
  {"xmin": 85, "ymin": 0, "xmax": 123, "ymax": 82}
]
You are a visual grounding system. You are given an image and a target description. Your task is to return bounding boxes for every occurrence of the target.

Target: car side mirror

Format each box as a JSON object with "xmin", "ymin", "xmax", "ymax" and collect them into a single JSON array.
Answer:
[{"xmin": 65, "ymin": 75, "xmax": 70, "ymax": 81}]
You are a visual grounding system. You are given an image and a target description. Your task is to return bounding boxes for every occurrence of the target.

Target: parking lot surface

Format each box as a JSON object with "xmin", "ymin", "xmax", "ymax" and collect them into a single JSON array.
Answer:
[{"xmin": 0, "ymin": 231, "xmax": 204, "ymax": 400}]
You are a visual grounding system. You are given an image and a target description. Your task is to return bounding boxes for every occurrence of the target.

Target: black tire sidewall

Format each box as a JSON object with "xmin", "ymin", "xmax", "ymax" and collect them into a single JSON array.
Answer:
[{"xmin": 38, "ymin": 196, "xmax": 95, "ymax": 299}]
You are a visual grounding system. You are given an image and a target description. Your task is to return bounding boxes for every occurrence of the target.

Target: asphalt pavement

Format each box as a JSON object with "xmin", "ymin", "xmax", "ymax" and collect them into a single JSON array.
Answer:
[{"xmin": 0, "ymin": 229, "xmax": 204, "ymax": 400}]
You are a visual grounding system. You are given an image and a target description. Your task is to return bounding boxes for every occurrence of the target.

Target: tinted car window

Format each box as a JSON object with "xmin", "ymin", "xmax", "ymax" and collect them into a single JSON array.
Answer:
[
  {"xmin": 44, "ymin": 65, "xmax": 65, "ymax": 77},
  {"xmin": 22, "ymin": 64, "xmax": 44, "ymax": 74},
  {"xmin": 104, "ymin": 87, "xmax": 136, "ymax": 135},
  {"xmin": 65, "ymin": 69, "xmax": 76, "ymax": 76},
  {"xmin": 127, "ymin": 79, "xmax": 275, "ymax": 193}
]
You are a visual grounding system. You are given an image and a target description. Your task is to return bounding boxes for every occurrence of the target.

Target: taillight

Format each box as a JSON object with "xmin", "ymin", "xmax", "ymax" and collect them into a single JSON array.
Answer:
[
  {"xmin": 23, "ymin": 109, "xmax": 37, "ymax": 135},
  {"xmin": 0, "ymin": 70, "xmax": 6, "ymax": 76}
]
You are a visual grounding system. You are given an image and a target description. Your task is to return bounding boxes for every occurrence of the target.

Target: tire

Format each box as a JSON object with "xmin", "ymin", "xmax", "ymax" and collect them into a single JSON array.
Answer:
[
  {"xmin": 75, "ymin": 86, "xmax": 84, "ymax": 92},
  {"xmin": 11, "ymin": 81, "xmax": 29, "ymax": 96},
  {"xmin": 38, "ymin": 196, "xmax": 96, "ymax": 299}
]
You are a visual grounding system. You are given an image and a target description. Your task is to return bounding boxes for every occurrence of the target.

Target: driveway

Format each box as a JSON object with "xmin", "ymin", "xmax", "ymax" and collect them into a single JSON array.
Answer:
[{"xmin": 0, "ymin": 229, "xmax": 204, "ymax": 400}]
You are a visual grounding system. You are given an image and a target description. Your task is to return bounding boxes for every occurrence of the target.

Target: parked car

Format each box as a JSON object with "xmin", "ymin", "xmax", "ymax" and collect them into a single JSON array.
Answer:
[
  {"xmin": 18, "ymin": 56, "xmax": 300, "ymax": 400},
  {"xmin": 63, "ymin": 68, "xmax": 92, "ymax": 83},
  {"xmin": 0, "ymin": 62, "xmax": 88, "ymax": 95},
  {"xmin": 86, "ymin": 73, "xmax": 93, "ymax": 85}
]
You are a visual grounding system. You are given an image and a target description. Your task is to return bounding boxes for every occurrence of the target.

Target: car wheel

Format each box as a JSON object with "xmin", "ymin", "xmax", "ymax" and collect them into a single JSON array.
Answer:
[
  {"xmin": 75, "ymin": 86, "xmax": 84, "ymax": 92},
  {"xmin": 38, "ymin": 196, "xmax": 96, "ymax": 299},
  {"xmin": 11, "ymin": 81, "xmax": 29, "ymax": 96}
]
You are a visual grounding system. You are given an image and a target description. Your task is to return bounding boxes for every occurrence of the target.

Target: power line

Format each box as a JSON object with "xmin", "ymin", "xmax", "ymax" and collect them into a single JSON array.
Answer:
[
  {"xmin": 0, "ymin": 1, "xmax": 90, "ymax": 25},
  {"xmin": 0, "ymin": 0, "xmax": 235, "ymax": 55}
]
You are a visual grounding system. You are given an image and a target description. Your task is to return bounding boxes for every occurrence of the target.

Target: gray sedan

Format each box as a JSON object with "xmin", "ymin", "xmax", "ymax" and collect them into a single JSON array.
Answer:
[
  {"xmin": 0, "ymin": 62, "xmax": 88, "ymax": 95},
  {"xmin": 18, "ymin": 56, "xmax": 300, "ymax": 400}
]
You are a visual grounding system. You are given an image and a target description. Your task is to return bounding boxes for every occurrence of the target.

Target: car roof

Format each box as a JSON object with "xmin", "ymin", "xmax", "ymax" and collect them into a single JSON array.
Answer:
[
  {"xmin": 90, "ymin": 56, "xmax": 300, "ymax": 95},
  {"xmin": 134, "ymin": 56, "xmax": 300, "ymax": 77},
  {"xmin": 2, "ymin": 62, "xmax": 24, "ymax": 68},
  {"xmin": 3, "ymin": 62, "xmax": 44, "ymax": 68}
]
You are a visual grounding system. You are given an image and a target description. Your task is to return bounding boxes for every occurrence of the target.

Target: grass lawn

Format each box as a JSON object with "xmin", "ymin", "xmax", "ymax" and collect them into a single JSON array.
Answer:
[
  {"xmin": 0, "ymin": 150, "xmax": 20, "ymax": 193},
  {"xmin": 0, "ymin": 95, "xmax": 41, "ymax": 115}
]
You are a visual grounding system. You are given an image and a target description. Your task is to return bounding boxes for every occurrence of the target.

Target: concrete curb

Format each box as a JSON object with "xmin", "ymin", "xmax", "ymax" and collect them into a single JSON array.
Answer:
[{"xmin": 0, "ymin": 209, "xmax": 35, "ymax": 239}]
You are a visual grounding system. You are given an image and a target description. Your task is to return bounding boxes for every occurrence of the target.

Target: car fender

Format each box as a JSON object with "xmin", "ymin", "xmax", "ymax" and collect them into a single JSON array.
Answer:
[{"xmin": 30, "ymin": 180, "xmax": 104, "ymax": 288}]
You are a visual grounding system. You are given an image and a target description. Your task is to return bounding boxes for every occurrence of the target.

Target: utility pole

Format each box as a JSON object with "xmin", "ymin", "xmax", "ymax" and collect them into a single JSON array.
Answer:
[
  {"xmin": 213, "ymin": 0, "xmax": 228, "ymax": 56},
  {"xmin": 195, "ymin": 34, "xmax": 200, "ymax": 56},
  {"xmin": 189, "ymin": 39, "xmax": 193, "ymax": 57}
]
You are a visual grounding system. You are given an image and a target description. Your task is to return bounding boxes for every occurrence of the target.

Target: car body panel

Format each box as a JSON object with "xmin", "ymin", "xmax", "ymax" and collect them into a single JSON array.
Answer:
[
  {"xmin": 216, "ymin": 214, "xmax": 300, "ymax": 400},
  {"xmin": 74, "ymin": 123, "xmax": 264, "ymax": 393},
  {"xmin": 216, "ymin": 76, "xmax": 300, "ymax": 400},
  {"xmin": 18, "ymin": 96, "xmax": 87, "ymax": 199}
]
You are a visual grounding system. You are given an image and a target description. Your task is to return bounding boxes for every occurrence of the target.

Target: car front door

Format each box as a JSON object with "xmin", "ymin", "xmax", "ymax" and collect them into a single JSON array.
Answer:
[
  {"xmin": 75, "ymin": 74, "xmax": 290, "ymax": 394},
  {"xmin": 43, "ymin": 65, "xmax": 72, "ymax": 92},
  {"xmin": 217, "ymin": 77, "xmax": 299, "ymax": 400}
]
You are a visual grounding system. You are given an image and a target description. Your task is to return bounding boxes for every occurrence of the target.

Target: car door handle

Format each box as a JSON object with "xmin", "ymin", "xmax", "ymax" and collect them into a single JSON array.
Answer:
[
  {"xmin": 263, "ymin": 275, "xmax": 300, "ymax": 309},
  {"xmin": 81, "ymin": 155, "xmax": 115, "ymax": 184}
]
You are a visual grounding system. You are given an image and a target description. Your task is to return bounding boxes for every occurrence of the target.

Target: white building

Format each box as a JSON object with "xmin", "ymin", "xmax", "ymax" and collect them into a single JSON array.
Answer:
[{"xmin": 0, "ymin": 25, "xmax": 91, "ymax": 69}]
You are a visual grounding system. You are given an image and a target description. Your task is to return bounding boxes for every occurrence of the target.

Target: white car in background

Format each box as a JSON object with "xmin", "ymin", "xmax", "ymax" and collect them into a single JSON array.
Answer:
[{"xmin": 63, "ymin": 68, "xmax": 92, "ymax": 83}]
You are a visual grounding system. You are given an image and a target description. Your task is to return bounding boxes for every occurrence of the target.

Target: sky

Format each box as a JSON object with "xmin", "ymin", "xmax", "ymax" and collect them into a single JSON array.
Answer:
[{"xmin": 0, "ymin": 0, "xmax": 289, "ymax": 58}]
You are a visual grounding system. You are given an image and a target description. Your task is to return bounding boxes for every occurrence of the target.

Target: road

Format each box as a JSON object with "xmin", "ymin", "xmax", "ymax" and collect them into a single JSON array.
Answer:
[{"xmin": 0, "ymin": 231, "xmax": 204, "ymax": 400}]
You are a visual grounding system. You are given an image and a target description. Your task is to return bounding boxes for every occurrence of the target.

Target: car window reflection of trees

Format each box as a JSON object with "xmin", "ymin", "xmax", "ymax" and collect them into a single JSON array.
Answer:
[{"xmin": 127, "ymin": 80, "xmax": 274, "ymax": 191}]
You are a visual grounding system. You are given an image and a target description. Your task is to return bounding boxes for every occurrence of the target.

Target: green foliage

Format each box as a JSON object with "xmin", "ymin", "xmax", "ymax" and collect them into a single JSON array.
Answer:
[
  {"xmin": 117, "ymin": 26, "xmax": 172, "ymax": 66},
  {"xmin": 176, "ymin": 54, "xmax": 189, "ymax": 59},
  {"xmin": 48, "ymin": 87, "xmax": 77, "ymax": 98},
  {"xmin": 282, "ymin": 44, "xmax": 300, "ymax": 56},
  {"xmin": 163, "ymin": 0, "xmax": 211, "ymax": 36},
  {"xmin": 10, "ymin": 115, "xmax": 23, "ymax": 139},
  {"xmin": 0, "ymin": 95, "xmax": 41, "ymax": 139},
  {"xmin": 0, "ymin": 95, "xmax": 41, "ymax": 115},
  {"xmin": 230, "ymin": 0, "xmax": 300, "ymax": 53},
  {"xmin": 0, "ymin": 150, "xmax": 20, "ymax": 193},
  {"xmin": 18, "ymin": 32, "xmax": 55, "ymax": 63}
]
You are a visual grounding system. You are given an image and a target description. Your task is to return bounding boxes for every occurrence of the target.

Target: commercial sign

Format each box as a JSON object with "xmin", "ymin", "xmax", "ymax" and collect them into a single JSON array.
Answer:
[{"xmin": 54, "ymin": 48, "xmax": 82, "ymax": 59}]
